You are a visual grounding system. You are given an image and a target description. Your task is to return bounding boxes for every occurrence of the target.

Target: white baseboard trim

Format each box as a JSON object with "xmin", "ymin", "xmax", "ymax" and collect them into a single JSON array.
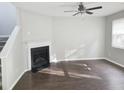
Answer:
[
  {"xmin": 52, "ymin": 57, "xmax": 105, "ymax": 62},
  {"xmin": 52, "ymin": 57, "xmax": 124, "ymax": 69},
  {"xmin": 9, "ymin": 69, "xmax": 28, "ymax": 90},
  {"xmin": 104, "ymin": 58, "xmax": 124, "ymax": 68}
]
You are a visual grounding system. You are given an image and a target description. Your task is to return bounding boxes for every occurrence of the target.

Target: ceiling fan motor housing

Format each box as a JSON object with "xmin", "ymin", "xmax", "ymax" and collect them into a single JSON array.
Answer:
[{"xmin": 78, "ymin": 4, "xmax": 85, "ymax": 11}]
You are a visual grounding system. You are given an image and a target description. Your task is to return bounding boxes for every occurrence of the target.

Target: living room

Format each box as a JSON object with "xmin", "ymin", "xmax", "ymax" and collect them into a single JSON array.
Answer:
[{"xmin": 0, "ymin": 1, "xmax": 124, "ymax": 91}]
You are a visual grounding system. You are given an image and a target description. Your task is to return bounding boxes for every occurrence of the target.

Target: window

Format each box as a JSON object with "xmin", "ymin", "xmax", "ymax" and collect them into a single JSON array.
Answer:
[{"xmin": 112, "ymin": 18, "xmax": 124, "ymax": 49}]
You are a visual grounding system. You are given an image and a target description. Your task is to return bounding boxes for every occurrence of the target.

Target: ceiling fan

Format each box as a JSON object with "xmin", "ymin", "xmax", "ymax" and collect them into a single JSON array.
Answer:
[{"xmin": 64, "ymin": 2, "xmax": 102, "ymax": 16}]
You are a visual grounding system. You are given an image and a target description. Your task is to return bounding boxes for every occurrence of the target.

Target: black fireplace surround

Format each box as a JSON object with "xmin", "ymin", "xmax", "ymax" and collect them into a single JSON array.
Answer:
[{"xmin": 31, "ymin": 46, "xmax": 50, "ymax": 73}]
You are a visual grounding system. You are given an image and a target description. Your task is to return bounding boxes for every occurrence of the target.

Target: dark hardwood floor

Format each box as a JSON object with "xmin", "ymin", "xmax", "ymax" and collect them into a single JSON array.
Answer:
[{"xmin": 13, "ymin": 59, "xmax": 124, "ymax": 90}]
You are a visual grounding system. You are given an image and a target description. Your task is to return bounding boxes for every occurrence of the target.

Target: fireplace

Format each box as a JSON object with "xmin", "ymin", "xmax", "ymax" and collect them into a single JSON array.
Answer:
[{"xmin": 31, "ymin": 46, "xmax": 50, "ymax": 72}]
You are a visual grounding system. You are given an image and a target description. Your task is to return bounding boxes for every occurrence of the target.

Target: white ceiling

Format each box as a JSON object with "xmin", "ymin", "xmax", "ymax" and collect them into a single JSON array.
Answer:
[{"xmin": 13, "ymin": 2, "xmax": 124, "ymax": 16}]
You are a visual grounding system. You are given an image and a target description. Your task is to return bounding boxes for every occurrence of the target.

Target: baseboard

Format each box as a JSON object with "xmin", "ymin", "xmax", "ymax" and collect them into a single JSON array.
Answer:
[
  {"xmin": 52, "ymin": 57, "xmax": 124, "ymax": 69},
  {"xmin": 53, "ymin": 57, "xmax": 105, "ymax": 62},
  {"xmin": 104, "ymin": 58, "xmax": 124, "ymax": 68},
  {"xmin": 9, "ymin": 69, "xmax": 28, "ymax": 90}
]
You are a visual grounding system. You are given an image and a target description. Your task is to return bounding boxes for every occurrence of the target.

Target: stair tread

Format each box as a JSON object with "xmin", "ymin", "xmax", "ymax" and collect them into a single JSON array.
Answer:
[
  {"xmin": 0, "ymin": 41, "xmax": 6, "ymax": 42},
  {"xmin": 0, "ymin": 42, "xmax": 6, "ymax": 46}
]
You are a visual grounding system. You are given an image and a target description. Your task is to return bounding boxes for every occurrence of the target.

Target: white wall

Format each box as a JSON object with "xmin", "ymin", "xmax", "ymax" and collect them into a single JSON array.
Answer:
[
  {"xmin": 20, "ymin": 10, "xmax": 53, "ymax": 43},
  {"xmin": 105, "ymin": 10, "xmax": 124, "ymax": 65},
  {"xmin": 0, "ymin": 3, "xmax": 17, "ymax": 35},
  {"xmin": 53, "ymin": 17, "xmax": 105, "ymax": 61},
  {"xmin": 1, "ymin": 26, "xmax": 25, "ymax": 89}
]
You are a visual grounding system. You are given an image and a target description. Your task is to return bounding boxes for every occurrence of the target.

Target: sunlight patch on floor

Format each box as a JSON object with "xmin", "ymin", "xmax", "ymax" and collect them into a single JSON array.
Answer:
[
  {"xmin": 68, "ymin": 72, "xmax": 102, "ymax": 80},
  {"xmin": 39, "ymin": 69, "xmax": 65, "ymax": 76},
  {"xmin": 39, "ymin": 68, "xmax": 102, "ymax": 80}
]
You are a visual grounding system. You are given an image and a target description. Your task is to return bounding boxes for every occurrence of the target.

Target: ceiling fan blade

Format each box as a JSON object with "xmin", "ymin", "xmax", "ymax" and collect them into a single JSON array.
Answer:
[
  {"xmin": 86, "ymin": 6, "xmax": 102, "ymax": 10},
  {"xmin": 86, "ymin": 11, "xmax": 93, "ymax": 15},
  {"xmin": 64, "ymin": 10, "xmax": 78, "ymax": 12},
  {"xmin": 73, "ymin": 12, "xmax": 80, "ymax": 16}
]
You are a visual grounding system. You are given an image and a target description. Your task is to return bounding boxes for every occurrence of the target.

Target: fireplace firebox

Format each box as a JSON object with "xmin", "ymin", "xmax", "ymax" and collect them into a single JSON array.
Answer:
[{"xmin": 31, "ymin": 46, "xmax": 50, "ymax": 73}]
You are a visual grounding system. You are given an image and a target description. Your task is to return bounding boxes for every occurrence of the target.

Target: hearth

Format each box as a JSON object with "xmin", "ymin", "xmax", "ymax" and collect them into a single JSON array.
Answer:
[{"xmin": 31, "ymin": 46, "xmax": 50, "ymax": 73}]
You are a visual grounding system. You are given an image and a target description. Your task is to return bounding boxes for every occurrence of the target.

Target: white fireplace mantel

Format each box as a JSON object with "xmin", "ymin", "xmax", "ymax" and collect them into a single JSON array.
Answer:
[{"xmin": 27, "ymin": 41, "xmax": 52, "ymax": 70}]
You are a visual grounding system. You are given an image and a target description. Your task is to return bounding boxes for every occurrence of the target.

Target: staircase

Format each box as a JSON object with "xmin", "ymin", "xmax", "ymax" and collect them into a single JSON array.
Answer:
[{"xmin": 0, "ymin": 36, "xmax": 9, "ymax": 89}]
